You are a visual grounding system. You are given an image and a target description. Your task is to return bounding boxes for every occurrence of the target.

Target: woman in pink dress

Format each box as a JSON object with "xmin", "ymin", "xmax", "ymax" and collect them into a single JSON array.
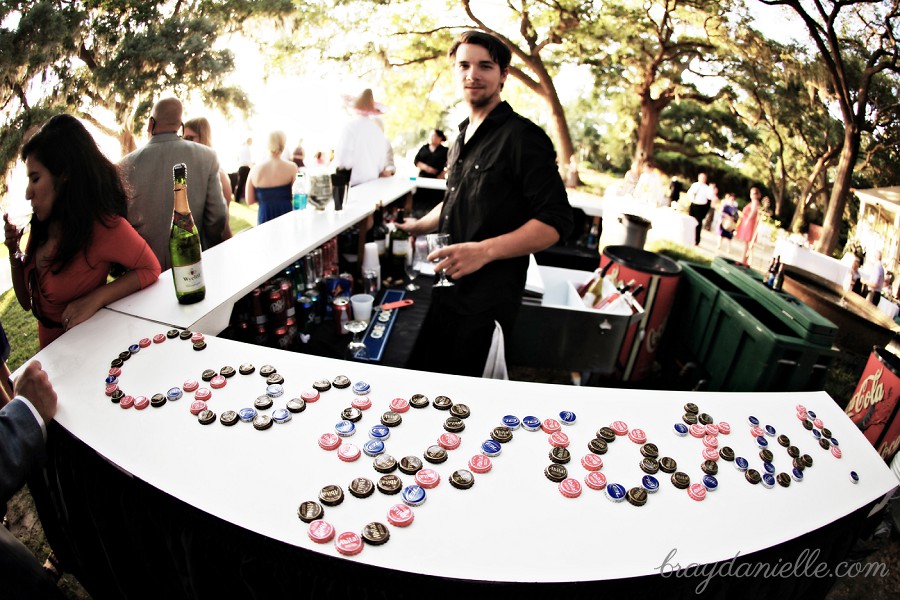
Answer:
[{"xmin": 735, "ymin": 187, "xmax": 761, "ymax": 266}]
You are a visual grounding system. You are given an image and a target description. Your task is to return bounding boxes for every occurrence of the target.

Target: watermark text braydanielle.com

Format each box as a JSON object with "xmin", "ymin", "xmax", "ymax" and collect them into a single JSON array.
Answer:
[{"xmin": 656, "ymin": 548, "xmax": 890, "ymax": 594}]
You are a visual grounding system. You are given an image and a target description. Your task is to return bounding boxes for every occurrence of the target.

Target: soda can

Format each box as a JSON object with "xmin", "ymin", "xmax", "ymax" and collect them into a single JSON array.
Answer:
[
  {"xmin": 322, "ymin": 274, "xmax": 341, "ymax": 319},
  {"xmin": 272, "ymin": 326, "xmax": 291, "ymax": 349},
  {"xmin": 339, "ymin": 272, "xmax": 354, "ymax": 296},
  {"xmin": 267, "ymin": 287, "xmax": 287, "ymax": 329},
  {"xmin": 307, "ymin": 289, "xmax": 323, "ymax": 324},
  {"xmin": 297, "ymin": 296, "xmax": 314, "ymax": 334},
  {"xmin": 253, "ymin": 324, "xmax": 268, "ymax": 347},
  {"xmin": 285, "ymin": 316, "xmax": 298, "ymax": 347},
  {"xmin": 279, "ymin": 279, "xmax": 296, "ymax": 320},
  {"xmin": 250, "ymin": 287, "xmax": 267, "ymax": 327},
  {"xmin": 333, "ymin": 297, "xmax": 351, "ymax": 335}
]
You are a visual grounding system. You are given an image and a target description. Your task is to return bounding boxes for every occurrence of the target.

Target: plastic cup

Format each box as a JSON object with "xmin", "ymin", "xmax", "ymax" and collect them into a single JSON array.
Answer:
[{"xmin": 350, "ymin": 294, "xmax": 375, "ymax": 323}]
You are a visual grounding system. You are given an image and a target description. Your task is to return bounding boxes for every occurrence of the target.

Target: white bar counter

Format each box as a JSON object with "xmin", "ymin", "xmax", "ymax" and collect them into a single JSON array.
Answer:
[
  {"xmin": 33, "ymin": 308, "xmax": 898, "ymax": 583},
  {"xmin": 107, "ymin": 176, "xmax": 414, "ymax": 333}
]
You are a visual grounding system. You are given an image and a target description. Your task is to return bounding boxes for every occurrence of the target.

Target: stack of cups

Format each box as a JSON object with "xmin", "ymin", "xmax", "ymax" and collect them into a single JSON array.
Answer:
[{"xmin": 362, "ymin": 242, "xmax": 381, "ymax": 293}]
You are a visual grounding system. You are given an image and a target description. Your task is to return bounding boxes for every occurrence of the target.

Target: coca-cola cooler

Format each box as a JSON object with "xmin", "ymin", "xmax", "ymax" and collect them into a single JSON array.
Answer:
[
  {"xmin": 599, "ymin": 245, "xmax": 682, "ymax": 381},
  {"xmin": 846, "ymin": 345, "xmax": 900, "ymax": 464}
]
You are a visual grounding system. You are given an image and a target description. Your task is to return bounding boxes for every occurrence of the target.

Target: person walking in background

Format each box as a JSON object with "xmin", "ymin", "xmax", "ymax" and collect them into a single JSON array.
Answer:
[
  {"xmin": 716, "ymin": 193, "xmax": 739, "ymax": 253},
  {"xmin": 334, "ymin": 89, "xmax": 395, "ymax": 186},
  {"xmin": 412, "ymin": 129, "xmax": 448, "ymax": 217},
  {"xmin": 119, "ymin": 97, "xmax": 227, "ymax": 270},
  {"xmin": 735, "ymin": 187, "xmax": 762, "ymax": 267},
  {"xmin": 1, "ymin": 361, "xmax": 65, "ymax": 599},
  {"xmin": 703, "ymin": 182, "xmax": 719, "ymax": 231},
  {"xmin": 234, "ymin": 136, "xmax": 253, "ymax": 203},
  {"xmin": 397, "ymin": 30, "xmax": 572, "ymax": 376},
  {"xmin": 184, "ymin": 117, "xmax": 233, "ymax": 240},
  {"xmin": 686, "ymin": 172, "xmax": 715, "ymax": 245},
  {"xmin": 6, "ymin": 114, "xmax": 161, "ymax": 348},
  {"xmin": 290, "ymin": 140, "xmax": 305, "ymax": 168},
  {"xmin": 862, "ymin": 250, "xmax": 885, "ymax": 306},
  {"xmin": 668, "ymin": 176, "xmax": 684, "ymax": 206},
  {"xmin": 246, "ymin": 130, "xmax": 298, "ymax": 225}
]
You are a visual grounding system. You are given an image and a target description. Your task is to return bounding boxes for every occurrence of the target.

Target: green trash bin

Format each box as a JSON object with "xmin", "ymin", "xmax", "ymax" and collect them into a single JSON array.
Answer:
[
  {"xmin": 711, "ymin": 257, "xmax": 838, "ymax": 346},
  {"xmin": 671, "ymin": 262, "xmax": 743, "ymax": 356},
  {"xmin": 697, "ymin": 291, "xmax": 839, "ymax": 392}
]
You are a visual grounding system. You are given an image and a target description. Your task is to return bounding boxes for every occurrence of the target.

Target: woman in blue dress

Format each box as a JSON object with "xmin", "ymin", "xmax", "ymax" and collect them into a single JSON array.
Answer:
[{"xmin": 246, "ymin": 130, "xmax": 298, "ymax": 224}]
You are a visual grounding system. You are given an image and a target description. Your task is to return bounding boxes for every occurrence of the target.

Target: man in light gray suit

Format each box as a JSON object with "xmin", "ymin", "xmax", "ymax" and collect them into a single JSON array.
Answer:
[
  {"xmin": 119, "ymin": 97, "xmax": 227, "ymax": 271},
  {"xmin": 1, "ymin": 361, "xmax": 65, "ymax": 599}
]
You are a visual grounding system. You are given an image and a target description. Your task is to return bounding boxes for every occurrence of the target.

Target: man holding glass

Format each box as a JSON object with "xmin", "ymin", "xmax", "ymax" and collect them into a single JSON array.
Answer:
[{"xmin": 399, "ymin": 30, "xmax": 572, "ymax": 377}]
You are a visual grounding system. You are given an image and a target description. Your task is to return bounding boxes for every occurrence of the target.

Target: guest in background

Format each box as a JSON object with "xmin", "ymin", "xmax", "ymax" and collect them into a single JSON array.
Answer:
[
  {"xmin": 6, "ymin": 114, "xmax": 160, "ymax": 348},
  {"xmin": 735, "ymin": 187, "xmax": 761, "ymax": 267},
  {"xmin": 668, "ymin": 176, "xmax": 684, "ymax": 206},
  {"xmin": 234, "ymin": 137, "xmax": 253, "ymax": 203},
  {"xmin": 290, "ymin": 140, "xmax": 305, "ymax": 168},
  {"xmin": 687, "ymin": 173, "xmax": 715, "ymax": 245},
  {"xmin": 184, "ymin": 117, "xmax": 233, "ymax": 240},
  {"xmin": 246, "ymin": 130, "xmax": 297, "ymax": 225},
  {"xmin": 862, "ymin": 250, "xmax": 885, "ymax": 306},
  {"xmin": 412, "ymin": 129, "xmax": 448, "ymax": 217},
  {"xmin": 716, "ymin": 193, "xmax": 739, "ymax": 252},
  {"xmin": 703, "ymin": 182, "xmax": 719, "ymax": 230},
  {"xmin": 334, "ymin": 89, "xmax": 394, "ymax": 186},
  {"xmin": 120, "ymin": 97, "xmax": 227, "ymax": 269},
  {"xmin": 843, "ymin": 256, "xmax": 862, "ymax": 297}
]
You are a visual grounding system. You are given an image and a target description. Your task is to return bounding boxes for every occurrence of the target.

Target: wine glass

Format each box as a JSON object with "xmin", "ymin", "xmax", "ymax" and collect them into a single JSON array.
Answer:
[
  {"xmin": 404, "ymin": 238, "xmax": 421, "ymax": 291},
  {"xmin": 345, "ymin": 320, "xmax": 369, "ymax": 361},
  {"xmin": 427, "ymin": 233, "xmax": 454, "ymax": 287},
  {"xmin": 2, "ymin": 198, "xmax": 33, "ymax": 260}
]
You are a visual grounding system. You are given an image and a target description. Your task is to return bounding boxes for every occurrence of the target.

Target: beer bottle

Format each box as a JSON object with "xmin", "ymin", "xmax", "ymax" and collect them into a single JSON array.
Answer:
[
  {"xmin": 390, "ymin": 208, "xmax": 410, "ymax": 280},
  {"xmin": 169, "ymin": 163, "xmax": 206, "ymax": 304}
]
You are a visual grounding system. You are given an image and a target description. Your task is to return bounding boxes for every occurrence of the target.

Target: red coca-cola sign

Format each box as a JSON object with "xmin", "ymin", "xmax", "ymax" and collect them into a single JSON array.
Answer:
[{"xmin": 845, "ymin": 346, "xmax": 900, "ymax": 463}]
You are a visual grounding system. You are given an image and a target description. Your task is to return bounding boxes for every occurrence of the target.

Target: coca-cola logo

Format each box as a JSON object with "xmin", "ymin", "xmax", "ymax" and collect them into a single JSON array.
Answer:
[
  {"xmin": 847, "ymin": 367, "xmax": 886, "ymax": 417},
  {"xmin": 879, "ymin": 434, "xmax": 900, "ymax": 460},
  {"xmin": 645, "ymin": 321, "xmax": 667, "ymax": 353}
]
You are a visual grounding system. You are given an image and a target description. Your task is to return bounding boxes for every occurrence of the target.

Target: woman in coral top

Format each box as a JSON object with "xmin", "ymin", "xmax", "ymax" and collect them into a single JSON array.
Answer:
[
  {"xmin": 735, "ymin": 187, "xmax": 762, "ymax": 267},
  {"xmin": 4, "ymin": 114, "xmax": 161, "ymax": 348}
]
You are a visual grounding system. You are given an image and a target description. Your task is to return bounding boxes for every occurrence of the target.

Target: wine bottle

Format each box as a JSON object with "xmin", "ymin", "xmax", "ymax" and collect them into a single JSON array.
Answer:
[
  {"xmin": 169, "ymin": 163, "xmax": 206, "ymax": 304},
  {"xmin": 594, "ymin": 282, "xmax": 633, "ymax": 310},
  {"xmin": 368, "ymin": 202, "xmax": 389, "ymax": 259},
  {"xmin": 390, "ymin": 208, "xmax": 410, "ymax": 281}
]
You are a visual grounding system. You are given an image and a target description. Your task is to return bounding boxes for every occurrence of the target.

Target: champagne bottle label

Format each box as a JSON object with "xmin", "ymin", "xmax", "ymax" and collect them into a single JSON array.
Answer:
[
  {"xmin": 172, "ymin": 261, "xmax": 205, "ymax": 294},
  {"xmin": 173, "ymin": 211, "xmax": 195, "ymax": 233}
]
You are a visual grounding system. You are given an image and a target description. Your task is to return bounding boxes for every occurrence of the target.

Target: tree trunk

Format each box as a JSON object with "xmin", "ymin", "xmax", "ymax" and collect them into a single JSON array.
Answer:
[
  {"xmin": 545, "ymin": 89, "xmax": 576, "ymax": 177},
  {"xmin": 119, "ymin": 128, "xmax": 137, "ymax": 157},
  {"xmin": 814, "ymin": 129, "xmax": 859, "ymax": 256},
  {"xmin": 632, "ymin": 95, "xmax": 661, "ymax": 173}
]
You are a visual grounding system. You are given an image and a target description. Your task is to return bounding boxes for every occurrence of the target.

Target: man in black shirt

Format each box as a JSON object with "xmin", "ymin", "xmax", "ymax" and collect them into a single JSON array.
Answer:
[
  {"xmin": 399, "ymin": 30, "xmax": 572, "ymax": 377},
  {"xmin": 411, "ymin": 129, "xmax": 449, "ymax": 217}
]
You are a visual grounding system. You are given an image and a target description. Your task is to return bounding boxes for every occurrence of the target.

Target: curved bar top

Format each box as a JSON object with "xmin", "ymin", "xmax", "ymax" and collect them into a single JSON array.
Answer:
[
  {"xmin": 107, "ymin": 176, "xmax": 415, "ymax": 334},
  {"xmin": 32, "ymin": 308, "xmax": 898, "ymax": 584}
]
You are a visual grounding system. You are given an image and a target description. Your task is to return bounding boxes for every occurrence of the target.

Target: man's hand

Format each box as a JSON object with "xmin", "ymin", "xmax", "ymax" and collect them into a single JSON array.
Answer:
[
  {"xmin": 14, "ymin": 360, "xmax": 57, "ymax": 424},
  {"xmin": 429, "ymin": 241, "xmax": 489, "ymax": 280}
]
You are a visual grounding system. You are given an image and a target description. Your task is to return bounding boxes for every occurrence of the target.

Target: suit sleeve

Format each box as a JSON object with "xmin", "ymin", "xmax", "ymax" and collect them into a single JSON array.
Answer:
[
  {"xmin": 0, "ymin": 400, "xmax": 45, "ymax": 505},
  {"xmin": 203, "ymin": 156, "xmax": 227, "ymax": 248}
]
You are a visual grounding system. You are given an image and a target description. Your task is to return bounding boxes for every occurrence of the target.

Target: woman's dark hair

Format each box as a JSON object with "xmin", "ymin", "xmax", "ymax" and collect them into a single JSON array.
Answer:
[{"xmin": 22, "ymin": 113, "xmax": 128, "ymax": 274}]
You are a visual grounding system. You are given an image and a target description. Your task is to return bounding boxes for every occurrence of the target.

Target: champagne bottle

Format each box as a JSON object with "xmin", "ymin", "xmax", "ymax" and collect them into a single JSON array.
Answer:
[{"xmin": 169, "ymin": 163, "xmax": 206, "ymax": 304}]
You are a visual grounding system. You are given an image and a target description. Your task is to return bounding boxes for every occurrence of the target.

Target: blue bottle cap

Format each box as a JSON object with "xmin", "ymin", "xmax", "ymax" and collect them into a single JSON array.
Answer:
[
  {"xmin": 756, "ymin": 436, "xmax": 768, "ymax": 448},
  {"xmin": 850, "ymin": 471, "xmax": 859, "ymax": 484},
  {"xmin": 272, "ymin": 408, "xmax": 292, "ymax": 424},
  {"xmin": 765, "ymin": 425, "xmax": 776, "ymax": 437},
  {"xmin": 335, "ymin": 420, "xmax": 356, "ymax": 436},
  {"xmin": 353, "ymin": 381, "xmax": 370, "ymax": 395},
  {"xmin": 807, "ymin": 410, "xmax": 817, "ymax": 419},
  {"xmin": 702, "ymin": 475, "xmax": 718, "ymax": 491},
  {"xmin": 128, "ymin": 344, "xmax": 140, "ymax": 354},
  {"xmin": 105, "ymin": 375, "xmax": 119, "ymax": 385},
  {"xmin": 642, "ymin": 475, "xmax": 660, "ymax": 493},
  {"xmin": 559, "ymin": 411, "xmax": 577, "ymax": 425},
  {"xmin": 791, "ymin": 468, "xmax": 804, "ymax": 481},
  {"xmin": 363, "ymin": 440, "xmax": 385, "ymax": 457},
  {"xmin": 763, "ymin": 461, "xmax": 775, "ymax": 475},
  {"xmin": 605, "ymin": 483, "xmax": 627, "ymax": 502},
  {"xmin": 401, "ymin": 485, "xmax": 426, "ymax": 507},
  {"xmin": 369, "ymin": 425, "xmax": 391, "ymax": 440},
  {"xmin": 167, "ymin": 387, "xmax": 183, "ymax": 401},
  {"xmin": 521, "ymin": 416, "xmax": 541, "ymax": 431},
  {"xmin": 831, "ymin": 437, "xmax": 839, "ymax": 446},
  {"xmin": 735, "ymin": 457, "xmax": 749, "ymax": 471},
  {"xmin": 811, "ymin": 429, "xmax": 822, "ymax": 439},
  {"xmin": 673, "ymin": 423, "xmax": 689, "ymax": 436},
  {"xmin": 761, "ymin": 474, "xmax": 775, "ymax": 488},
  {"xmin": 266, "ymin": 384, "xmax": 284, "ymax": 398},
  {"xmin": 481, "ymin": 440, "xmax": 502, "ymax": 457},
  {"xmin": 748, "ymin": 415, "xmax": 759, "ymax": 426},
  {"xmin": 238, "ymin": 407, "xmax": 257, "ymax": 422},
  {"xmin": 502, "ymin": 415, "xmax": 521, "ymax": 430}
]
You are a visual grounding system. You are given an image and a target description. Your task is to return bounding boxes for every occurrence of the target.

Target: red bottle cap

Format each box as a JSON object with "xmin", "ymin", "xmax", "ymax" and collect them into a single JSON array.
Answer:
[
  {"xmin": 689, "ymin": 424, "xmax": 706, "ymax": 438},
  {"xmin": 718, "ymin": 421, "xmax": 731, "ymax": 435},
  {"xmin": 194, "ymin": 388, "xmax": 212, "ymax": 402},
  {"xmin": 438, "ymin": 432, "xmax": 461, "ymax": 450},
  {"xmin": 702, "ymin": 447, "xmax": 720, "ymax": 462},
  {"xmin": 813, "ymin": 418, "xmax": 824, "ymax": 429},
  {"xmin": 190, "ymin": 400, "xmax": 207, "ymax": 415},
  {"xmin": 705, "ymin": 423, "xmax": 719, "ymax": 436},
  {"xmin": 301, "ymin": 390, "xmax": 320, "ymax": 403},
  {"xmin": 307, "ymin": 520, "xmax": 335, "ymax": 544},
  {"xmin": 581, "ymin": 454, "xmax": 603, "ymax": 471},
  {"xmin": 584, "ymin": 471, "xmax": 607, "ymax": 490},
  {"xmin": 610, "ymin": 421, "xmax": 629, "ymax": 436},
  {"xmin": 387, "ymin": 504, "xmax": 414, "ymax": 527},
  {"xmin": 389, "ymin": 397, "xmax": 410, "ymax": 413},
  {"xmin": 318, "ymin": 433, "xmax": 341, "ymax": 451},
  {"xmin": 541, "ymin": 418, "xmax": 561, "ymax": 434},
  {"xmin": 559, "ymin": 478, "xmax": 582, "ymax": 498},
  {"xmin": 338, "ymin": 443, "xmax": 361, "ymax": 462},
  {"xmin": 191, "ymin": 332, "xmax": 205, "ymax": 343},
  {"xmin": 105, "ymin": 383, "xmax": 118, "ymax": 396},
  {"xmin": 548, "ymin": 431, "xmax": 570, "ymax": 448},
  {"xmin": 108, "ymin": 367, "xmax": 122, "ymax": 378},
  {"xmin": 351, "ymin": 395, "xmax": 372, "ymax": 410},
  {"xmin": 688, "ymin": 483, "xmax": 707, "ymax": 501},
  {"xmin": 133, "ymin": 396, "xmax": 149, "ymax": 410},
  {"xmin": 703, "ymin": 435, "xmax": 718, "ymax": 449},
  {"xmin": 119, "ymin": 395, "xmax": 134, "ymax": 409},
  {"xmin": 468, "ymin": 455, "xmax": 492, "ymax": 473},
  {"xmin": 138, "ymin": 337, "xmax": 152, "ymax": 348},
  {"xmin": 209, "ymin": 375, "xmax": 227, "ymax": 389},
  {"xmin": 334, "ymin": 532, "xmax": 364, "ymax": 556},
  {"xmin": 750, "ymin": 426, "xmax": 765, "ymax": 438},
  {"xmin": 831, "ymin": 446, "xmax": 842, "ymax": 459},
  {"xmin": 152, "ymin": 333, "xmax": 167, "ymax": 344},
  {"xmin": 183, "ymin": 379, "xmax": 200, "ymax": 392},
  {"xmin": 628, "ymin": 428, "xmax": 647, "ymax": 444},
  {"xmin": 415, "ymin": 468, "xmax": 440, "ymax": 489}
]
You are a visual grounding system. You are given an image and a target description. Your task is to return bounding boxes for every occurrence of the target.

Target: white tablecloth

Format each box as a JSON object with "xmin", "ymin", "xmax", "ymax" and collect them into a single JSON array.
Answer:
[
  {"xmin": 774, "ymin": 240, "xmax": 850, "ymax": 288},
  {"xmin": 597, "ymin": 197, "xmax": 696, "ymax": 248},
  {"xmin": 878, "ymin": 299, "xmax": 900, "ymax": 319}
]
